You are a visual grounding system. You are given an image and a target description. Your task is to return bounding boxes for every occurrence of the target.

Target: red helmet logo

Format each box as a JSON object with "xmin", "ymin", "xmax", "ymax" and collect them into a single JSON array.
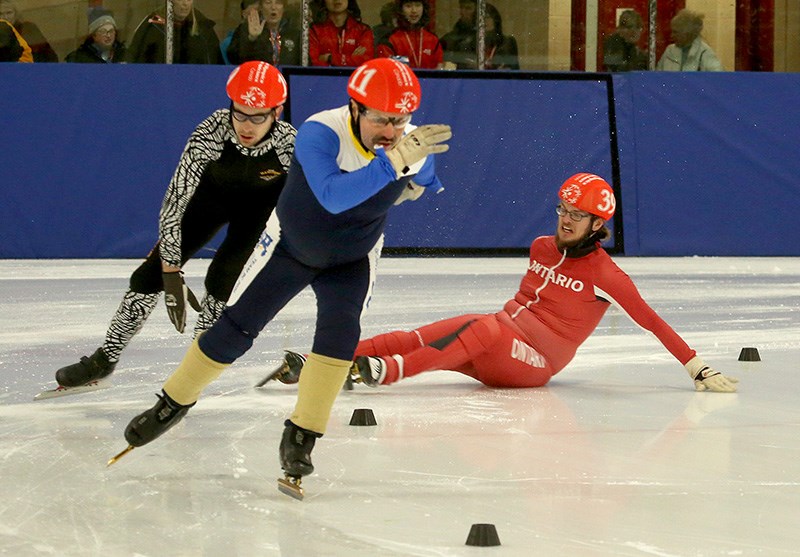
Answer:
[
  {"xmin": 226, "ymin": 61, "xmax": 287, "ymax": 109},
  {"xmin": 558, "ymin": 173, "xmax": 616, "ymax": 220}
]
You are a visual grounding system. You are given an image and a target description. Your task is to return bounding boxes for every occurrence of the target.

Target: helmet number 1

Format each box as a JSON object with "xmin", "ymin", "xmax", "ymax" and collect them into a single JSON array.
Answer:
[{"xmin": 349, "ymin": 67, "xmax": 377, "ymax": 98}]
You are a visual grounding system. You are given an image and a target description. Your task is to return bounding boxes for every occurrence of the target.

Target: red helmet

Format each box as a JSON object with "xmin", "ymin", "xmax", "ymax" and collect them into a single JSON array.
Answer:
[
  {"xmin": 558, "ymin": 173, "xmax": 616, "ymax": 220},
  {"xmin": 347, "ymin": 58, "xmax": 421, "ymax": 114},
  {"xmin": 226, "ymin": 61, "xmax": 287, "ymax": 109}
]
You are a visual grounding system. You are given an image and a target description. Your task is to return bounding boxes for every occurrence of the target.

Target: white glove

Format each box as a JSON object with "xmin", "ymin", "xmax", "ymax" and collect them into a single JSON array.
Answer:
[
  {"xmin": 384, "ymin": 124, "xmax": 452, "ymax": 178},
  {"xmin": 393, "ymin": 181, "xmax": 425, "ymax": 205},
  {"xmin": 684, "ymin": 356, "xmax": 739, "ymax": 393}
]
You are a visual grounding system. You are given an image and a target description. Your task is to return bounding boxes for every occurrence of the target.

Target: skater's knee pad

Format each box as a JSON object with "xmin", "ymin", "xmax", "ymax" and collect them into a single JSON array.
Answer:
[
  {"xmin": 456, "ymin": 315, "xmax": 501, "ymax": 359},
  {"xmin": 163, "ymin": 338, "xmax": 229, "ymax": 406},
  {"xmin": 291, "ymin": 352, "xmax": 351, "ymax": 435}
]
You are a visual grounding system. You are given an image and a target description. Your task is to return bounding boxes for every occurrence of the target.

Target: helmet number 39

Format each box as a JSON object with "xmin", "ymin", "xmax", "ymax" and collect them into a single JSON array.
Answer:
[{"xmin": 597, "ymin": 189, "xmax": 616, "ymax": 217}]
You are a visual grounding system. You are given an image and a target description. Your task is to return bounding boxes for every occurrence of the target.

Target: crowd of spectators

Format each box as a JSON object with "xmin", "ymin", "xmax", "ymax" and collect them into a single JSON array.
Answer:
[{"xmin": 0, "ymin": 1, "xmax": 723, "ymax": 72}]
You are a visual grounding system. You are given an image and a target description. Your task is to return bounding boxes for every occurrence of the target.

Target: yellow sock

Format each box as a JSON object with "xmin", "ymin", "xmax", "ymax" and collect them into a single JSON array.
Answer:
[
  {"xmin": 290, "ymin": 352, "xmax": 351, "ymax": 434},
  {"xmin": 162, "ymin": 338, "xmax": 229, "ymax": 406}
]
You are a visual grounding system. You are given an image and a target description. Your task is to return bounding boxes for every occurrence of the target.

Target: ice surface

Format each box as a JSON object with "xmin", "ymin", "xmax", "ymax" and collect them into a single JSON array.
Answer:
[{"xmin": 1, "ymin": 257, "xmax": 798, "ymax": 556}]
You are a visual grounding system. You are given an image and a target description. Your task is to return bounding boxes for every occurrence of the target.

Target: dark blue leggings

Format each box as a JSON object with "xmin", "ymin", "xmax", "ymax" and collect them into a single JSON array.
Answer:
[{"xmin": 198, "ymin": 242, "xmax": 371, "ymax": 363}]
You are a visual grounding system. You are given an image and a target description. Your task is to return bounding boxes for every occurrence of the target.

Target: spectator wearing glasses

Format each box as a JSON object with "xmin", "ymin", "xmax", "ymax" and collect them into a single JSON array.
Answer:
[
  {"xmin": 278, "ymin": 173, "xmax": 738, "ymax": 396},
  {"xmin": 53, "ymin": 62, "xmax": 296, "ymax": 392},
  {"xmin": 65, "ymin": 8, "xmax": 126, "ymax": 63},
  {"xmin": 121, "ymin": 58, "xmax": 452, "ymax": 500},
  {"xmin": 377, "ymin": 0, "xmax": 445, "ymax": 70},
  {"xmin": 309, "ymin": 0, "xmax": 374, "ymax": 66},
  {"xmin": 603, "ymin": 9, "xmax": 647, "ymax": 72},
  {"xmin": 226, "ymin": 0, "xmax": 301, "ymax": 66},
  {"xmin": 0, "ymin": 0, "xmax": 56, "ymax": 62}
]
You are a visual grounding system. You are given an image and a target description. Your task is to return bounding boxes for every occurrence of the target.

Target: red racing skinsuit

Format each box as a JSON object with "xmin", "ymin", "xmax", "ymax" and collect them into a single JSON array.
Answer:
[{"xmin": 355, "ymin": 235, "xmax": 696, "ymax": 387}]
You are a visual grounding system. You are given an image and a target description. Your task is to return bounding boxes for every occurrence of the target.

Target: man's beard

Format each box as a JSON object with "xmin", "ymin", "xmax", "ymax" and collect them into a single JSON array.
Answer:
[{"xmin": 555, "ymin": 230, "xmax": 586, "ymax": 251}]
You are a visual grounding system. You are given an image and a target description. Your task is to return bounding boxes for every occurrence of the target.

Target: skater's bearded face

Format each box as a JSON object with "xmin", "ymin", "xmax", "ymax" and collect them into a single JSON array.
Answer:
[
  {"xmin": 555, "ymin": 201, "xmax": 604, "ymax": 250},
  {"xmin": 231, "ymin": 102, "xmax": 281, "ymax": 147}
]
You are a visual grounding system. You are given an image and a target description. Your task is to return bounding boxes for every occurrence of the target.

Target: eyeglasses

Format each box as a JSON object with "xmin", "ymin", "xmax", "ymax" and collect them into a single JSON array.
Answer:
[
  {"xmin": 94, "ymin": 27, "xmax": 116, "ymax": 36},
  {"xmin": 231, "ymin": 107, "xmax": 274, "ymax": 125},
  {"xmin": 555, "ymin": 204, "xmax": 592, "ymax": 222},
  {"xmin": 359, "ymin": 107, "xmax": 412, "ymax": 129}
]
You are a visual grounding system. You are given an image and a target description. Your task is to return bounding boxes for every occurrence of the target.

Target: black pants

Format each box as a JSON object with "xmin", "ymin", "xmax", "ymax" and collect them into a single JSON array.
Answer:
[{"xmin": 129, "ymin": 184, "xmax": 273, "ymax": 302}]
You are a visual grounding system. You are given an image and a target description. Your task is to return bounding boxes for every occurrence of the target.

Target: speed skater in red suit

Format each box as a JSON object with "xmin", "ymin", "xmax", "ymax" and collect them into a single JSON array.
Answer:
[{"xmin": 321, "ymin": 172, "xmax": 738, "ymax": 393}]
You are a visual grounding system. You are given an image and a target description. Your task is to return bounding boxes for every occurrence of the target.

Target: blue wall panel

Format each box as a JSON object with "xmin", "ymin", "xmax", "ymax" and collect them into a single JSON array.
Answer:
[
  {"xmin": 2, "ymin": 66, "xmax": 798, "ymax": 257},
  {"xmin": 622, "ymin": 72, "xmax": 800, "ymax": 256},
  {"xmin": 0, "ymin": 64, "xmax": 231, "ymax": 258}
]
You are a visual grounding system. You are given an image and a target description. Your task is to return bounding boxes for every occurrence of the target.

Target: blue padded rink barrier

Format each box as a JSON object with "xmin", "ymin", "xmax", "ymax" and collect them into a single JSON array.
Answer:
[{"xmin": 0, "ymin": 256, "xmax": 798, "ymax": 556}]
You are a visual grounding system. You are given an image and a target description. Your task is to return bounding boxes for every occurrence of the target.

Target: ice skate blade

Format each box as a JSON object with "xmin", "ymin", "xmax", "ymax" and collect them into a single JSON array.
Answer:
[
  {"xmin": 34, "ymin": 379, "xmax": 112, "ymax": 400},
  {"xmin": 107, "ymin": 445, "xmax": 134, "ymax": 467},
  {"xmin": 277, "ymin": 476, "xmax": 304, "ymax": 500},
  {"xmin": 254, "ymin": 366, "xmax": 287, "ymax": 388}
]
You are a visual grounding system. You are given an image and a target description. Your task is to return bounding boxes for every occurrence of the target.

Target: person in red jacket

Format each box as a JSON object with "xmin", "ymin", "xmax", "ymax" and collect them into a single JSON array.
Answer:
[
  {"xmin": 309, "ymin": 0, "xmax": 373, "ymax": 66},
  {"xmin": 378, "ymin": 0, "xmax": 444, "ymax": 69},
  {"xmin": 273, "ymin": 173, "xmax": 738, "ymax": 394}
]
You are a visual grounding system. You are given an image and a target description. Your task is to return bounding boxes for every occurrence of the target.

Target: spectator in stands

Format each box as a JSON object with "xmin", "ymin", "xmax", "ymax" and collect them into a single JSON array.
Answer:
[
  {"xmin": 309, "ymin": 0, "xmax": 373, "ymax": 66},
  {"xmin": 656, "ymin": 9, "xmax": 723, "ymax": 71},
  {"xmin": 126, "ymin": 0, "xmax": 223, "ymax": 64},
  {"xmin": 371, "ymin": 1, "xmax": 395, "ymax": 50},
  {"xmin": 0, "ymin": 0, "xmax": 57, "ymax": 62},
  {"xmin": 227, "ymin": 0, "xmax": 301, "ymax": 66},
  {"xmin": 377, "ymin": 0, "xmax": 444, "ymax": 69},
  {"xmin": 65, "ymin": 8, "xmax": 126, "ymax": 63},
  {"xmin": 220, "ymin": 0, "xmax": 258, "ymax": 64},
  {"xmin": 440, "ymin": 0, "xmax": 475, "ymax": 69},
  {"xmin": 482, "ymin": 3, "xmax": 518, "ymax": 70},
  {"xmin": 603, "ymin": 9, "xmax": 647, "ymax": 72},
  {"xmin": 0, "ymin": 16, "xmax": 31, "ymax": 61}
]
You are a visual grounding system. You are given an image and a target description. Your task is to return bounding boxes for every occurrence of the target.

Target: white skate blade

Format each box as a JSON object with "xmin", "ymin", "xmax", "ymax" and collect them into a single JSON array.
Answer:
[
  {"xmin": 277, "ymin": 476, "xmax": 305, "ymax": 500},
  {"xmin": 34, "ymin": 379, "xmax": 112, "ymax": 401}
]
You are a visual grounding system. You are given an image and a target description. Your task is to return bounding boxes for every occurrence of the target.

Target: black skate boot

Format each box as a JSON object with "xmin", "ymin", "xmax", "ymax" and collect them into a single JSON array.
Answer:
[
  {"xmin": 279, "ymin": 419, "xmax": 321, "ymax": 476},
  {"xmin": 275, "ymin": 351, "xmax": 306, "ymax": 384},
  {"xmin": 55, "ymin": 348, "xmax": 116, "ymax": 387},
  {"xmin": 124, "ymin": 391, "xmax": 195, "ymax": 447},
  {"xmin": 353, "ymin": 356, "xmax": 386, "ymax": 387},
  {"xmin": 278, "ymin": 420, "xmax": 322, "ymax": 500}
]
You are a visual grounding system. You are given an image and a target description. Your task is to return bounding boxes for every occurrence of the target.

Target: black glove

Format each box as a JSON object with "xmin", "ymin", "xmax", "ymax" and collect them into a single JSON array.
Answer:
[{"xmin": 162, "ymin": 271, "xmax": 201, "ymax": 333}]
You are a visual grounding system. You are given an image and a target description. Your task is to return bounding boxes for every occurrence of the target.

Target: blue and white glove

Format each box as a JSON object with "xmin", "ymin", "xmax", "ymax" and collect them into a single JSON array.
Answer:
[{"xmin": 684, "ymin": 356, "xmax": 738, "ymax": 392}]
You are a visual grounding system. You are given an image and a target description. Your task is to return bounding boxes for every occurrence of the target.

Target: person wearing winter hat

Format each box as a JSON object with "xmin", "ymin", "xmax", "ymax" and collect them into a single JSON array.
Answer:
[
  {"xmin": 120, "ymin": 58, "xmax": 452, "ymax": 500},
  {"xmin": 65, "ymin": 9, "xmax": 126, "ymax": 63},
  {"xmin": 53, "ymin": 62, "xmax": 295, "ymax": 394}
]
